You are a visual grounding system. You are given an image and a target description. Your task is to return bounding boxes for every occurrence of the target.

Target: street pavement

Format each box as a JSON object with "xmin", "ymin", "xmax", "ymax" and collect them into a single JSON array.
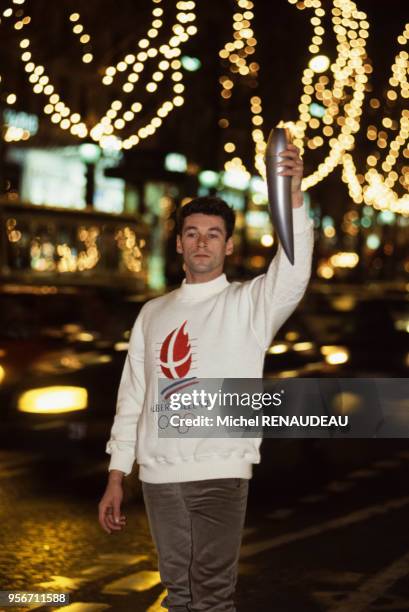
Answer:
[{"xmin": 1, "ymin": 444, "xmax": 409, "ymax": 612}]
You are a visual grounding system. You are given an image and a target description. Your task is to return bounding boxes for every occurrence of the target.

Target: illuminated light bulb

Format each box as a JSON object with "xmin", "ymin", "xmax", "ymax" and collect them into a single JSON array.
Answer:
[
  {"xmin": 260, "ymin": 234, "xmax": 274, "ymax": 247},
  {"xmin": 308, "ymin": 54, "xmax": 330, "ymax": 73},
  {"xmin": 6, "ymin": 93, "xmax": 17, "ymax": 104},
  {"xmin": 124, "ymin": 111, "xmax": 134, "ymax": 121},
  {"xmin": 70, "ymin": 12, "xmax": 80, "ymax": 22},
  {"xmin": 146, "ymin": 82, "xmax": 158, "ymax": 92},
  {"xmin": 83, "ymin": 53, "xmax": 93, "ymax": 63}
]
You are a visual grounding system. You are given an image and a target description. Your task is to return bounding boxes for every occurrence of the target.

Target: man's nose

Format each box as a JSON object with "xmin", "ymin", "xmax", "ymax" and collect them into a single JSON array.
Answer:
[{"xmin": 197, "ymin": 235, "xmax": 208, "ymax": 246}]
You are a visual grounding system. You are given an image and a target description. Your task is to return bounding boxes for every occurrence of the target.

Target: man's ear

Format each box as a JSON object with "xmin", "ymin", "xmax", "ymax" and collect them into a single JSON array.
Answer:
[
  {"xmin": 176, "ymin": 234, "xmax": 183, "ymax": 254},
  {"xmin": 225, "ymin": 236, "xmax": 234, "ymax": 256}
]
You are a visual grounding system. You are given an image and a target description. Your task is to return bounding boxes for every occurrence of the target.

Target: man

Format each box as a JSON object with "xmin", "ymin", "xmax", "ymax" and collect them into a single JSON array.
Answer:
[{"xmin": 99, "ymin": 144, "xmax": 314, "ymax": 611}]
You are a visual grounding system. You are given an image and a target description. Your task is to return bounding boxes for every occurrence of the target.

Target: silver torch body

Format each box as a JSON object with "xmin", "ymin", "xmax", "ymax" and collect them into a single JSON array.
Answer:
[{"xmin": 265, "ymin": 126, "xmax": 295, "ymax": 265}]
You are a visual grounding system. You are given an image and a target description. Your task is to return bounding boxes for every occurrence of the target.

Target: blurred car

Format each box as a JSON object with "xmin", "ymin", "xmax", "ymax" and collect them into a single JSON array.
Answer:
[
  {"xmin": 298, "ymin": 286, "xmax": 409, "ymax": 377},
  {"xmin": 0, "ymin": 284, "xmax": 149, "ymax": 455}
]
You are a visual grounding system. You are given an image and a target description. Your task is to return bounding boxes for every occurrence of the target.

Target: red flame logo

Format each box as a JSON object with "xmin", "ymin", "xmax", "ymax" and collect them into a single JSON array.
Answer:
[{"xmin": 159, "ymin": 321, "xmax": 192, "ymax": 379}]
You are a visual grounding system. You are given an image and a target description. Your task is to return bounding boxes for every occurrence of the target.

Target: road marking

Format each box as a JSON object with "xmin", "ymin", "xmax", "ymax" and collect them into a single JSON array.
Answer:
[
  {"xmin": 327, "ymin": 549, "xmax": 409, "ymax": 612},
  {"xmin": 240, "ymin": 495, "xmax": 409, "ymax": 559},
  {"xmin": 97, "ymin": 553, "xmax": 148, "ymax": 565},
  {"xmin": 37, "ymin": 576, "xmax": 86, "ymax": 590},
  {"xmin": 80, "ymin": 555, "xmax": 148, "ymax": 580},
  {"xmin": 102, "ymin": 570, "xmax": 161, "ymax": 595}
]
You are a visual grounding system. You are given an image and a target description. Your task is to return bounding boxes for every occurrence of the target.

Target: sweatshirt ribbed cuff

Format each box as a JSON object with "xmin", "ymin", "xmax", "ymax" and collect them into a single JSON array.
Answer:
[
  {"xmin": 293, "ymin": 203, "xmax": 312, "ymax": 234},
  {"xmin": 108, "ymin": 452, "xmax": 135, "ymax": 477}
]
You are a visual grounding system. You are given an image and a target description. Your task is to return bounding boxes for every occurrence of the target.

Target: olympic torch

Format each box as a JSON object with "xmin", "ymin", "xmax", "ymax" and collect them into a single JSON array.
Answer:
[{"xmin": 265, "ymin": 126, "xmax": 294, "ymax": 265}]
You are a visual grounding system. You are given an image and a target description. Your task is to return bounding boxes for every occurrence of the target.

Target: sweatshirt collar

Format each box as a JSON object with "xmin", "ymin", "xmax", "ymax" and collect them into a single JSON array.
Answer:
[{"xmin": 178, "ymin": 273, "xmax": 230, "ymax": 301}]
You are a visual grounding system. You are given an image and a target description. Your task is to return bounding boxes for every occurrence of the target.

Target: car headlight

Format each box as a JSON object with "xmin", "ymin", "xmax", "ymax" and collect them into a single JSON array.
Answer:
[
  {"xmin": 320, "ymin": 345, "xmax": 350, "ymax": 365},
  {"xmin": 18, "ymin": 386, "xmax": 88, "ymax": 414}
]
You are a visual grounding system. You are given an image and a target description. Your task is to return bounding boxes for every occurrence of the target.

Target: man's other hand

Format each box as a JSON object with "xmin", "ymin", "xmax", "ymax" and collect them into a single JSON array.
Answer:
[{"xmin": 98, "ymin": 473, "xmax": 126, "ymax": 534}]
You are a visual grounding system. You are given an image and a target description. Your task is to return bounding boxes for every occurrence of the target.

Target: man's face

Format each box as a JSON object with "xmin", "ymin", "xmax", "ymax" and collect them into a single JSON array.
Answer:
[{"xmin": 176, "ymin": 213, "xmax": 234, "ymax": 279}]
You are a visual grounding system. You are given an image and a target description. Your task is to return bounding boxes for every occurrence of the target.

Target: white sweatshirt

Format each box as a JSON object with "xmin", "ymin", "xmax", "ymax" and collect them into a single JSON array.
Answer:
[{"xmin": 106, "ymin": 205, "xmax": 314, "ymax": 483}]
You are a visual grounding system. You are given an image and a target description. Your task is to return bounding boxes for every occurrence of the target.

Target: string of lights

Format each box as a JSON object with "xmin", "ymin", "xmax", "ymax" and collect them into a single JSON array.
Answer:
[
  {"xmin": 69, "ymin": 12, "xmax": 93, "ymax": 64},
  {"xmin": 1, "ymin": 3, "xmax": 21, "ymax": 139},
  {"xmin": 218, "ymin": 0, "xmax": 408, "ymax": 216},
  {"xmin": 1, "ymin": 0, "xmax": 408, "ymax": 211},
  {"xmin": 1, "ymin": 0, "xmax": 197, "ymax": 150},
  {"xmin": 92, "ymin": 0, "xmax": 197, "ymax": 151},
  {"xmin": 218, "ymin": 0, "xmax": 259, "ymax": 179}
]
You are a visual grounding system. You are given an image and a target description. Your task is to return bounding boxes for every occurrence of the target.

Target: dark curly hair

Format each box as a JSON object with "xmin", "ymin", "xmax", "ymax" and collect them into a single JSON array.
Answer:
[{"xmin": 177, "ymin": 196, "xmax": 236, "ymax": 240}]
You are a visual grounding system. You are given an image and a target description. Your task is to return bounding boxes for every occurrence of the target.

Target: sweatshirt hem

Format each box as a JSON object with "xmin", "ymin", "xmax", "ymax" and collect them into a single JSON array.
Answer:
[{"xmin": 139, "ymin": 458, "xmax": 253, "ymax": 483}]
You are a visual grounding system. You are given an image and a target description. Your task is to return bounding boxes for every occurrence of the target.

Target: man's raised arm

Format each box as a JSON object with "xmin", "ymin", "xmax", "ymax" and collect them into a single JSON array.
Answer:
[{"xmin": 248, "ymin": 144, "xmax": 314, "ymax": 350}]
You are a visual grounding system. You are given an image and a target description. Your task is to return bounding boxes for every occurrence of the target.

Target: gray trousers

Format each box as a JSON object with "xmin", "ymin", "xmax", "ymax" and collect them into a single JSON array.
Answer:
[{"xmin": 142, "ymin": 478, "xmax": 249, "ymax": 612}]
